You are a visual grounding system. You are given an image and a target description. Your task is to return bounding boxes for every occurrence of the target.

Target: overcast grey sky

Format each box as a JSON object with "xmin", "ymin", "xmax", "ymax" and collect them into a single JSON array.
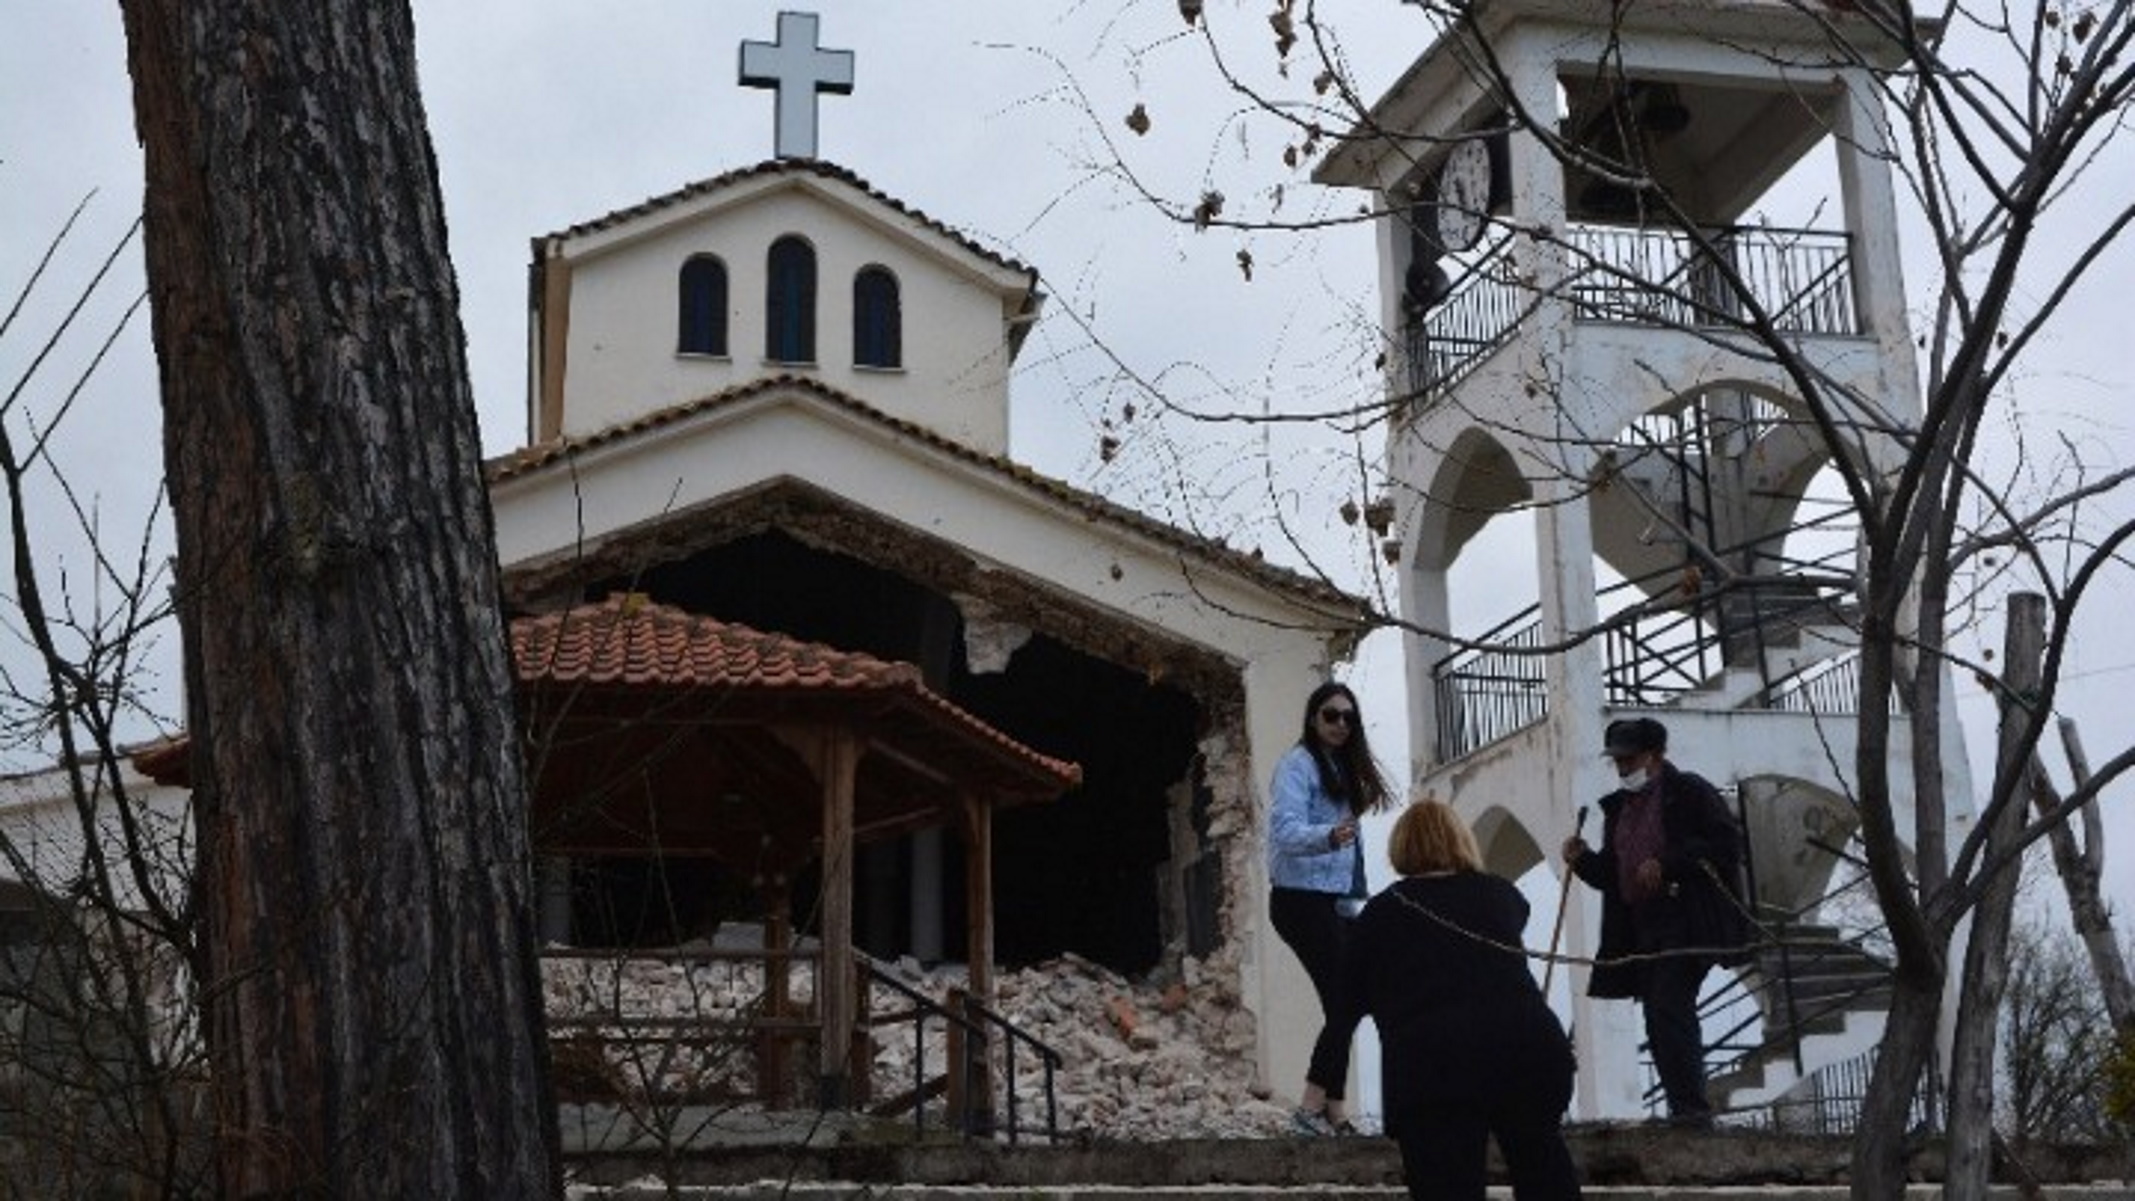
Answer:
[{"xmin": 5, "ymin": 2, "xmax": 2130, "ymax": 922}]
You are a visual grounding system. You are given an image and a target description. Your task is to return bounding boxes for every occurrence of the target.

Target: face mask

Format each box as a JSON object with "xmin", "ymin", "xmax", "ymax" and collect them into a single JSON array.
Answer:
[{"xmin": 1617, "ymin": 767, "xmax": 1651, "ymax": 792}]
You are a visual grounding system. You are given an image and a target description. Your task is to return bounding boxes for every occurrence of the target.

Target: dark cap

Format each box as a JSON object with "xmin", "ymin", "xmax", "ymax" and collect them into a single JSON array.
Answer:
[{"xmin": 1603, "ymin": 717, "xmax": 1667, "ymax": 757}]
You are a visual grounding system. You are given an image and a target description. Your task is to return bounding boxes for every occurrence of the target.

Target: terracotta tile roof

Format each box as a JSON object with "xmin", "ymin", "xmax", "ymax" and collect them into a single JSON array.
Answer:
[
  {"xmin": 132, "ymin": 596, "xmax": 1080, "ymax": 795},
  {"xmin": 539, "ymin": 158, "xmax": 1037, "ymax": 286},
  {"xmin": 486, "ymin": 375, "xmax": 1365, "ymax": 613},
  {"xmin": 512, "ymin": 592, "xmax": 921, "ymax": 692},
  {"xmin": 512, "ymin": 594, "xmax": 1080, "ymax": 789}
]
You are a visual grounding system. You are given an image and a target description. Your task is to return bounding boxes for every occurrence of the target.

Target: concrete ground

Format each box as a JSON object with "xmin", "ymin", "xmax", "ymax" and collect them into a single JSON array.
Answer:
[{"xmin": 559, "ymin": 1115, "xmax": 2132, "ymax": 1197}]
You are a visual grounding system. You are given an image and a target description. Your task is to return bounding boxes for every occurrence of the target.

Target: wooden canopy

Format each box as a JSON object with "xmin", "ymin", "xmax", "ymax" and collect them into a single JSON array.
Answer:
[
  {"xmin": 134, "ymin": 593, "xmax": 1081, "ymax": 1103},
  {"xmin": 511, "ymin": 593, "xmax": 1078, "ymax": 865}
]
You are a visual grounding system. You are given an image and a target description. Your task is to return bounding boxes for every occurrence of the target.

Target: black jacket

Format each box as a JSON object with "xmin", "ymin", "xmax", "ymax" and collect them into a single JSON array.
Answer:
[
  {"xmin": 1570, "ymin": 761, "xmax": 1752, "ymax": 999},
  {"xmin": 1337, "ymin": 871, "xmax": 1574, "ymax": 1129}
]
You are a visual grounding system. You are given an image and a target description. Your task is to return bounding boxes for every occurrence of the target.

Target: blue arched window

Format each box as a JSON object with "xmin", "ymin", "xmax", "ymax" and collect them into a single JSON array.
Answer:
[
  {"xmin": 677, "ymin": 255, "xmax": 728, "ymax": 355},
  {"xmin": 852, "ymin": 266, "xmax": 902, "ymax": 369},
  {"xmin": 765, "ymin": 236, "xmax": 817, "ymax": 363}
]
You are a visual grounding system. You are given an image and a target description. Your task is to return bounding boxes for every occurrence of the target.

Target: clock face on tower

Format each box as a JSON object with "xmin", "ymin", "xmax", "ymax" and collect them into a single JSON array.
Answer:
[{"xmin": 1434, "ymin": 139, "xmax": 1492, "ymax": 252}]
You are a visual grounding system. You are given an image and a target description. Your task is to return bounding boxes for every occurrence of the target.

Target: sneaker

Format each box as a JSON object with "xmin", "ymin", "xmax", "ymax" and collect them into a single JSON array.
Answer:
[
  {"xmin": 1290, "ymin": 1107, "xmax": 1338, "ymax": 1137},
  {"xmin": 1331, "ymin": 1118, "xmax": 1362, "ymax": 1137}
]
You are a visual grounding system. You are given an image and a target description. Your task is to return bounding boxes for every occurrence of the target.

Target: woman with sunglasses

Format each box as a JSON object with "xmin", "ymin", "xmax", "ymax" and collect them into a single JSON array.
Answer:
[{"xmin": 1267, "ymin": 681, "xmax": 1391, "ymax": 1135}]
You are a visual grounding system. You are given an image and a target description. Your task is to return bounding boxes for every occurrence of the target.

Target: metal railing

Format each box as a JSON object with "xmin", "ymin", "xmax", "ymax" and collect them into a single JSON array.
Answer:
[
  {"xmin": 1430, "ymin": 494, "xmax": 1865, "ymax": 763},
  {"xmin": 1746, "ymin": 1044, "xmax": 1943, "ymax": 1136},
  {"xmin": 1404, "ymin": 223, "xmax": 1857, "ymax": 403},
  {"xmin": 1432, "ymin": 578, "xmax": 1856, "ymax": 762},
  {"xmin": 1432, "ymin": 611, "xmax": 1551, "ymax": 762},
  {"xmin": 541, "ymin": 944, "xmax": 822, "ymax": 1108},
  {"xmin": 859, "ymin": 959, "xmax": 1062, "ymax": 1144},
  {"xmin": 1601, "ymin": 604, "xmax": 1716, "ymax": 707},
  {"xmin": 1568, "ymin": 224, "xmax": 1857, "ymax": 335},
  {"xmin": 538, "ymin": 945, "xmax": 1062, "ymax": 1143},
  {"xmin": 1404, "ymin": 234, "xmax": 1526, "ymax": 399},
  {"xmin": 1764, "ymin": 652, "xmax": 1861, "ymax": 713}
]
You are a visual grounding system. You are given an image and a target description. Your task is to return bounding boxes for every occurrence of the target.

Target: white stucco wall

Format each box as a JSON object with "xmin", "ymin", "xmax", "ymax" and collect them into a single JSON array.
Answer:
[
  {"xmin": 548, "ymin": 182, "xmax": 1023, "ymax": 455},
  {"xmin": 0, "ymin": 764, "xmax": 192, "ymax": 913}
]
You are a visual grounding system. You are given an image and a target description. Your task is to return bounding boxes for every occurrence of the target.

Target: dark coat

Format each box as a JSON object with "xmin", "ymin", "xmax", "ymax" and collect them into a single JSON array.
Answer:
[
  {"xmin": 1570, "ymin": 761, "xmax": 1752, "ymax": 999},
  {"xmin": 1338, "ymin": 872, "xmax": 1575, "ymax": 1131}
]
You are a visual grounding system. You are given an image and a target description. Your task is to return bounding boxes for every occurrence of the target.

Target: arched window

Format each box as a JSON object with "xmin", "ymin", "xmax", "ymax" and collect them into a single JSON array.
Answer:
[
  {"xmin": 765, "ymin": 236, "xmax": 817, "ymax": 363},
  {"xmin": 852, "ymin": 266, "xmax": 902, "ymax": 369},
  {"xmin": 677, "ymin": 255, "xmax": 728, "ymax": 355}
]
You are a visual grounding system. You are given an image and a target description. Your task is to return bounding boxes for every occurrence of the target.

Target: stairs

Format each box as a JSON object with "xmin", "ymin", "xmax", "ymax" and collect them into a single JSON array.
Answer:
[{"xmin": 1709, "ymin": 924, "xmax": 1893, "ymax": 1113}]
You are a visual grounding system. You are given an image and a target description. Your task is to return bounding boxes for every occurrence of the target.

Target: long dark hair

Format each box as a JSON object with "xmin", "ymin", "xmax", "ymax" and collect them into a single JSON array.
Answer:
[{"xmin": 1297, "ymin": 681, "xmax": 1392, "ymax": 816}]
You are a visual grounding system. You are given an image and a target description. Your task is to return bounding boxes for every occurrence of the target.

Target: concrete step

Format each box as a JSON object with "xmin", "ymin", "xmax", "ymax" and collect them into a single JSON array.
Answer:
[
  {"xmin": 570, "ymin": 1187, "xmax": 2134, "ymax": 1199},
  {"xmin": 560, "ymin": 1126, "xmax": 2133, "ymax": 1197}
]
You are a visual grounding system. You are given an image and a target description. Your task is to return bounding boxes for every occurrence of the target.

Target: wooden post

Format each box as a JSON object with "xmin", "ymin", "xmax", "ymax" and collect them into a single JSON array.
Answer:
[
  {"xmin": 963, "ymin": 791, "xmax": 995, "ymax": 1007},
  {"xmin": 944, "ymin": 983, "xmax": 970, "ymax": 1131},
  {"xmin": 961, "ymin": 792, "xmax": 996, "ymax": 1131},
  {"xmin": 761, "ymin": 875, "xmax": 793, "ymax": 1108},
  {"xmin": 817, "ymin": 727, "xmax": 860, "ymax": 1107}
]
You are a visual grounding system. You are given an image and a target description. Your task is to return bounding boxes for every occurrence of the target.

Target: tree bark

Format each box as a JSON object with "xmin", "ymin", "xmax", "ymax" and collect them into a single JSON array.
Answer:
[
  {"xmin": 117, "ymin": 3, "xmax": 560, "ymax": 1196},
  {"xmin": 1944, "ymin": 593, "xmax": 2046, "ymax": 1200},
  {"xmin": 2039, "ymin": 719, "xmax": 2135, "ymax": 1036},
  {"xmin": 1849, "ymin": 971, "xmax": 1944, "ymax": 1199}
]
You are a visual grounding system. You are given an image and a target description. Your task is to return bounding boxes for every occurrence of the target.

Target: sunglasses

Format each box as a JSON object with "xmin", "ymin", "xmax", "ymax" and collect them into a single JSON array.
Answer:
[{"xmin": 1317, "ymin": 706, "xmax": 1357, "ymax": 726}]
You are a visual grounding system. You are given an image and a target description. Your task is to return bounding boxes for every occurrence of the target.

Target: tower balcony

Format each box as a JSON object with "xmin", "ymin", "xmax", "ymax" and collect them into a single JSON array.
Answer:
[
  {"xmin": 1428, "ymin": 572, "xmax": 1887, "ymax": 766},
  {"xmin": 1401, "ymin": 223, "xmax": 1858, "ymax": 407}
]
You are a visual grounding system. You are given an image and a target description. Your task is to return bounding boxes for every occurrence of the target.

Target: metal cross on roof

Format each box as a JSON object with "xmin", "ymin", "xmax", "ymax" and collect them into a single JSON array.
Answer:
[{"xmin": 738, "ymin": 11, "xmax": 854, "ymax": 160}]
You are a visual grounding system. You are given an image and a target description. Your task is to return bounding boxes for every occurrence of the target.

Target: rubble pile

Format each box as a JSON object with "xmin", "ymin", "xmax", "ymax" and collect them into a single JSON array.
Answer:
[
  {"xmin": 872, "ymin": 951, "xmax": 1290, "ymax": 1141},
  {"xmin": 539, "ymin": 948, "xmax": 1289, "ymax": 1140}
]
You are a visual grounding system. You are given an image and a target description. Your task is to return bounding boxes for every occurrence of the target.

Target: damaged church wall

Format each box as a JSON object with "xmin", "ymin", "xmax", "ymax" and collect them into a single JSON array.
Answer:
[{"xmin": 497, "ymin": 468, "xmax": 1348, "ymax": 1106}]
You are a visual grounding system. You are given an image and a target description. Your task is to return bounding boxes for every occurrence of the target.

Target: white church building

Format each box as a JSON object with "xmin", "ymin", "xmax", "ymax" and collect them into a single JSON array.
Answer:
[{"xmin": 1, "ymin": 2, "xmax": 1983, "ymax": 1137}]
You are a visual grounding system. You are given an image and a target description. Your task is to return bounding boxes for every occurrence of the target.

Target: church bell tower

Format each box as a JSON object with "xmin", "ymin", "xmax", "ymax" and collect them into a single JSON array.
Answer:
[{"xmin": 1316, "ymin": 1, "xmax": 1978, "ymax": 1121}]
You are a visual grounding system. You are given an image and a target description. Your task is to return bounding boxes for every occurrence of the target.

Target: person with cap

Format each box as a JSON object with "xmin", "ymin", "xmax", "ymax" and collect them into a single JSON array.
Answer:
[{"xmin": 1560, "ymin": 716, "xmax": 1750, "ymax": 1128}]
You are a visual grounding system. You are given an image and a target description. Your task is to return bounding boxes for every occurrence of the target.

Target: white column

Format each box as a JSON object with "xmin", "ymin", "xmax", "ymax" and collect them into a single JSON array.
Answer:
[
  {"xmin": 1833, "ymin": 67, "xmax": 1923, "ymax": 436},
  {"xmin": 1533, "ymin": 467, "xmax": 1644, "ymax": 1118},
  {"xmin": 1402, "ymin": 558, "xmax": 1453, "ymax": 777}
]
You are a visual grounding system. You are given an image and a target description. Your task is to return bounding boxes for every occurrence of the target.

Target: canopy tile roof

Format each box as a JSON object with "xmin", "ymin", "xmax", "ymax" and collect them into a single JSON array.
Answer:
[
  {"xmin": 514, "ymin": 594, "xmax": 1080, "ymax": 789},
  {"xmin": 133, "ymin": 595, "xmax": 1079, "ymax": 796},
  {"xmin": 513, "ymin": 592, "xmax": 920, "ymax": 692}
]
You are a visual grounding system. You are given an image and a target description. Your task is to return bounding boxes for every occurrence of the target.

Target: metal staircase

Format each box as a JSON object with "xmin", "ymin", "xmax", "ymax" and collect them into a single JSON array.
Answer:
[{"xmin": 1703, "ymin": 917, "xmax": 1898, "ymax": 1123}]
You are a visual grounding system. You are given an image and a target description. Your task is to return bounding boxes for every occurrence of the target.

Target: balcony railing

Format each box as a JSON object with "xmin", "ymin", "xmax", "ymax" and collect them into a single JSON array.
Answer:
[
  {"xmin": 1569, "ymin": 224, "xmax": 1857, "ymax": 334},
  {"xmin": 1404, "ymin": 223, "xmax": 1857, "ymax": 402},
  {"xmin": 1404, "ymin": 235, "xmax": 1527, "ymax": 399},
  {"xmin": 1431, "ymin": 573, "xmax": 1862, "ymax": 763}
]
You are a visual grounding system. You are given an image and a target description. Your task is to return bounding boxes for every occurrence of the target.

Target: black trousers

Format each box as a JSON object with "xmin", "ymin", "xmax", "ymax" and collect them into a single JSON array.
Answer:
[
  {"xmin": 1391, "ymin": 1072, "xmax": 1582, "ymax": 1200},
  {"xmin": 1641, "ymin": 953, "xmax": 1713, "ymax": 1118},
  {"xmin": 1268, "ymin": 886, "xmax": 1352, "ymax": 1098}
]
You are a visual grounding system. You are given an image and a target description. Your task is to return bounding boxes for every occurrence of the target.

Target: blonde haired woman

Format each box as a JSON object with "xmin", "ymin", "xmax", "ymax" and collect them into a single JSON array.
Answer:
[{"xmin": 1340, "ymin": 799, "xmax": 1581, "ymax": 1200}]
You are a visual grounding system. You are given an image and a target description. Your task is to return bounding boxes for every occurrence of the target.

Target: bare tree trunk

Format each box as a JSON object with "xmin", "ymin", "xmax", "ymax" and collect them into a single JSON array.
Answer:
[
  {"xmin": 1945, "ymin": 592, "xmax": 2047, "ymax": 1199},
  {"xmin": 1850, "ymin": 972, "xmax": 1943, "ymax": 1199},
  {"xmin": 1850, "ymin": 619, "xmax": 1949, "ymax": 1199},
  {"xmin": 117, "ymin": 3, "xmax": 560, "ymax": 1196},
  {"xmin": 2037, "ymin": 720, "xmax": 2135, "ymax": 1035}
]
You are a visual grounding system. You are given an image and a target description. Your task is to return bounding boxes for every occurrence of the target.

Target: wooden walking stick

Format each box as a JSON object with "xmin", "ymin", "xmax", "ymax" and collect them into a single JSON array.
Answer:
[{"xmin": 1542, "ymin": 806, "xmax": 1589, "ymax": 996}]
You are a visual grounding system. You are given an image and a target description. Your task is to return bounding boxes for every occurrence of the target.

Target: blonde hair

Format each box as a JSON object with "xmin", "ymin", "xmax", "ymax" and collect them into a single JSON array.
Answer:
[{"xmin": 1387, "ymin": 797, "xmax": 1482, "ymax": 876}]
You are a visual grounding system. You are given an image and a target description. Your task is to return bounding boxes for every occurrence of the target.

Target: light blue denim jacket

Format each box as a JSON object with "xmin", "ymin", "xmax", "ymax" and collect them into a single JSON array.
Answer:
[{"xmin": 1266, "ymin": 743, "xmax": 1365, "ymax": 898}]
